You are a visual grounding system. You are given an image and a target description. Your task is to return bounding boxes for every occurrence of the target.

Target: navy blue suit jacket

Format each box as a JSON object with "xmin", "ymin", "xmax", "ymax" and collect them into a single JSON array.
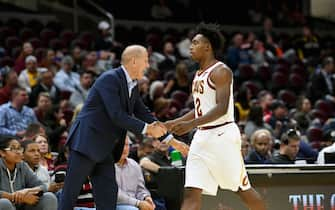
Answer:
[{"xmin": 66, "ymin": 67, "xmax": 156, "ymax": 162}]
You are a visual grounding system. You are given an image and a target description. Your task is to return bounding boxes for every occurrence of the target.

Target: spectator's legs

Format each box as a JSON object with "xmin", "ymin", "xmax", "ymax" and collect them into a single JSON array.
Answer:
[
  {"xmin": 58, "ymin": 150, "xmax": 95, "ymax": 210},
  {"xmin": 25, "ymin": 192, "xmax": 57, "ymax": 210},
  {"xmin": 90, "ymin": 156, "xmax": 117, "ymax": 210},
  {"xmin": 0, "ymin": 199, "xmax": 15, "ymax": 210}
]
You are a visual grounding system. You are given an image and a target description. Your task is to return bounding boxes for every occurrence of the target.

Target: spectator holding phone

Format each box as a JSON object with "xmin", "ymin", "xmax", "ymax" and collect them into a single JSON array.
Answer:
[
  {"xmin": 0, "ymin": 135, "xmax": 57, "ymax": 210},
  {"xmin": 21, "ymin": 140, "xmax": 63, "ymax": 193}
]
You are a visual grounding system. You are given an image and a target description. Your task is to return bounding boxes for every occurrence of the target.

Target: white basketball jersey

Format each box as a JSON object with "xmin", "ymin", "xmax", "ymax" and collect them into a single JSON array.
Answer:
[{"xmin": 192, "ymin": 61, "xmax": 234, "ymax": 127}]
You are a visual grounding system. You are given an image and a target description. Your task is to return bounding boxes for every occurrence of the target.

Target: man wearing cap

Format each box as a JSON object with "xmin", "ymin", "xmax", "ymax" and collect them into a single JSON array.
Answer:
[
  {"xmin": 317, "ymin": 130, "xmax": 335, "ymax": 164},
  {"xmin": 18, "ymin": 55, "xmax": 47, "ymax": 94}
]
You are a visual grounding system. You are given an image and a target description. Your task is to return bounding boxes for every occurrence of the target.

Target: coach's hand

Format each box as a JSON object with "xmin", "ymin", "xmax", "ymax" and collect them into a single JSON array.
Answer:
[
  {"xmin": 146, "ymin": 121, "xmax": 167, "ymax": 138},
  {"xmin": 170, "ymin": 121, "xmax": 194, "ymax": 136}
]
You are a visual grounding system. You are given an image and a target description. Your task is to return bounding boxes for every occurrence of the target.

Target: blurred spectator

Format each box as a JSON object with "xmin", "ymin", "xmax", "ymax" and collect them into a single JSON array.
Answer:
[
  {"xmin": 29, "ymin": 70, "xmax": 61, "ymax": 107},
  {"xmin": 41, "ymin": 104, "xmax": 68, "ymax": 152},
  {"xmin": 138, "ymin": 76, "xmax": 150, "ymax": 100},
  {"xmin": 270, "ymin": 129, "xmax": 301, "ymax": 164},
  {"xmin": 153, "ymin": 97, "xmax": 177, "ymax": 121},
  {"xmin": 33, "ymin": 92, "xmax": 53, "ymax": 123},
  {"xmin": 293, "ymin": 95, "xmax": 312, "ymax": 135},
  {"xmin": 128, "ymin": 138, "xmax": 156, "ymax": 163},
  {"xmin": 0, "ymin": 70, "xmax": 18, "ymax": 105},
  {"xmin": 0, "ymin": 87, "xmax": 37, "ymax": 138},
  {"xmin": 18, "ymin": 55, "xmax": 47, "ymax": 94},
  {"xmin": 14, "ymin": 42, "xmax": 34, "ymax": 74},
  {"xmin": 158, "ymin": 41, "xmax": 178, "ymax": 74},
  {"xmin": 268, "ymin": 100, "xmax": 289, "ymax": 138},
  {"xmin": 21, "ymin": 140, "xmax": 63, "ymax": 193},
  {"xmin": 316, "ymin": 130, "xmax": 335, "ymax": 164},
  {"xmin": 176, "ymin": 29, "xmax": 195, "ymax": 59},
  {"xmin": 21, "ymin": 122, "xmax": 46, "ymax": 142},
  {"xmin": 295, "ymin": 25, "xmax": 320, "ymax": 65},
  {"xmin": 245, "ymin": 129, "xmax": 272, "ymax": 164},
  {"xmin": 307, "ymin": 56, "xmax": 335, "ymax": 103},
  {"xmin": 33, "ymin": 134, "xmax": 55, "ymax": 171},
  {"xmin": 146, "ymin": 80, "xmax": 165, "ymax": 111},
  {"xmin": 39, "ymin": 48, "xmax": 60, "ymax": 73},
  {"xmin": 151, "ymin": 0, "xmax": 173, "ymax": 20},
  {"xmin": 71, "ymin": 45, "xmax": 83, "ymax": 73},
  {"xmin": 0, "ymin": 136, "xmax": 57, "ymax": 210},
  {"xmin": 241, "ymin": 133, "xmax": 251, "ymax": 160},
  {"xmin": 257, "ymin": 90, "xmax": 274, "ymax": 123},
  {"xmin": 53, "ymin": 56, "xmax": 80, "ymax": 93},
  {"xmin": 163, "ymin": 61, "xmax": 190, "ymax": 97},
  {"xmin": 115, "ymin": 136, "xmax": 155, "ymax": 210},
  {"xmin": 258, "ymin": 17, "xmax": 277, "ymax": 44},
  {"xmin": 94, "ymin": 20, "xmax": 116, "ymax": 51},
  {"xmin": 244, "ymin": 104, "xmax": 273, "ymax": 140},
  {"xmin": 140, "ymin": 141, "xmax": 172, "ymax": 210},
  {"xmin": 69, "ymin": 71, "xmax": 93, "ymax": 109},
  {"xmin": 52, "ymin": 145, "xmax": 95, "ymax": 208},
  {"xmin": 226, "ymin": 32, "xmax": 251, "ymax": 71},
  {"xmin": 234, "ymin": 86, "xmax": 251, "ymax": 124}
]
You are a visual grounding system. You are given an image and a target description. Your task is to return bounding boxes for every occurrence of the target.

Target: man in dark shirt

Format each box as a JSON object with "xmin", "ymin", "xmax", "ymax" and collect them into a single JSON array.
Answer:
[{"xmin": 271, "ymin": 129, "xmax": 301, "ymax": 164}]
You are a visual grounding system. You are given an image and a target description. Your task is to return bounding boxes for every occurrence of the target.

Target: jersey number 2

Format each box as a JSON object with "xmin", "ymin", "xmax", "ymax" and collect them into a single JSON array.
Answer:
[{"xmin": 195, "ymin": 97, "xmax": 202, "ymax": 116}]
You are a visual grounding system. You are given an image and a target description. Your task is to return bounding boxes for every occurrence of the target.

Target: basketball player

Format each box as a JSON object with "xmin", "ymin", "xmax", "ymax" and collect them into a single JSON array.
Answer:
[{"xmin": 164, "ymin": 23, "xmax": 266, "ymax": 210}]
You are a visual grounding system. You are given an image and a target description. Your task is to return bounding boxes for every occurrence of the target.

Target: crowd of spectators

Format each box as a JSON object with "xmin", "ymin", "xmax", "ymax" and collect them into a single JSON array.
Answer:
[{"xmin": 0, "ymin": 13, "xmax": 335, "ymax": 209}]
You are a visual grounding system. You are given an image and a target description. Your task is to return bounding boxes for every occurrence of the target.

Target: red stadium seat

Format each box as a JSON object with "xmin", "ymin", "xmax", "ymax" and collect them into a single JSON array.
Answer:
[
  {"xmin": 0, "ymin": 56, "xmax": 14, "ymax": 67},
  {"xmin": 277, "ymin": 89, "xmax": 297, "ymax": 108},
  {"xmin": 239, "ymin": 64, "xmax": 256, "ymax": 81},
  {"xmin": 40, "ymin": 28, "xmax": 57, "ymax": 47},
  {"xmin": 19, "ymin": 27, "xmax": 35, "ymax": 42},
  {"xmin": 5, "ymin": 36, "xmax": 21, "ymax": 50},
  {"xmin": 49, "ymin": 38, "xmax": 65, "ymax": 51},
  {"xmin": 29, "ymin": 37, "xmax": 42, "ymax": 49},
  {"xmin": 310, "ymin": 109, "xmax": 328, "ymax": 124},
  {"xmin": 315, "ymin": 99, "xmax": 335, "ymax": 117},
  {"xmin": 271, "ymin": 71, "xmax": 288, "ymax": 92},
  {"xmin": 306, "ymin": 126, "xmax": 323, "ymax": 142},
  {"xmin": 289, "ymin": 73, "xmax": 306, "ymax": 91},
  {"xmin": 257, "ymin": 65, "xmax": 272, "ymax": 81},
  {"xmin": 242, "ymin": 80, "xmax": 261, "ymax": 97},
  {"xmin": 171, "ymin": 90, "xmax": 189, "ymax": 107},
  {"xmin": 60, "ymin": 30, "xmax": 77, "ymax": 46}
]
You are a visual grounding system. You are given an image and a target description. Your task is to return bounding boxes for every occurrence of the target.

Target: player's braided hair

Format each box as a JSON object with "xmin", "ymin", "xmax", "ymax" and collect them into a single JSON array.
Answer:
[{"xmin": 194, "ymin": 22, "xmax": 225, "ymax": 57}]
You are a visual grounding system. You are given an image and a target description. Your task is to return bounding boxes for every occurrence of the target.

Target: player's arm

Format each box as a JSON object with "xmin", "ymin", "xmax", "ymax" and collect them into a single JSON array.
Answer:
[
  {"xmin": 171, "ymin": 66, "xmax": 232, "ymax": 135},
  {"xmin": 164, "ymin": 109, "xmax": 195, "ymax": 130}
]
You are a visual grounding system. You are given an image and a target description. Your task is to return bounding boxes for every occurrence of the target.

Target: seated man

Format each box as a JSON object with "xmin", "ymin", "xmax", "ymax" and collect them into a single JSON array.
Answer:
[
  {"xmin": 115, "ymin": 135, "xmax": 155, "ymax": 210},
  {"xmin": 270, "ymin": 129, "xmax": 301, "ymax": 164},
  {"xmin": 245, "ymin": 129, "xmax": 272, "ymax": 164}
]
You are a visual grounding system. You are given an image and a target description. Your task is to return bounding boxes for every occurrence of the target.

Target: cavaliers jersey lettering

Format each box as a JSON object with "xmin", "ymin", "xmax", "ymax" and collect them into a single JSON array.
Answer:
[{"xmin": 192, "ymin": 61, "xmax": 234, "ymax": 127}]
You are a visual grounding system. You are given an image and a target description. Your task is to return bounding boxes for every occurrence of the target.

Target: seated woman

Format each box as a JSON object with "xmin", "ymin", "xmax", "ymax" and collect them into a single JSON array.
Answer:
[{"xmin": 0, "ymin": 135, "xmax": 57, "ymax": 210}]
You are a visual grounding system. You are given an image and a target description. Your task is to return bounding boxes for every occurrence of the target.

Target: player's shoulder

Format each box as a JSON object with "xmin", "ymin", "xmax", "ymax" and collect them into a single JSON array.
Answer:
[{"xmin": 212, "ymin": 61, "xmax": 233, "ymax": 76}]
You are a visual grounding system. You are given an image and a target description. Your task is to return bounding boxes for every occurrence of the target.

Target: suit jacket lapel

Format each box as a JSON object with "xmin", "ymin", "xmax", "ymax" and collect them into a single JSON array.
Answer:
[{"xmin": 116, "ymin": 68, "xmax": 131, "ymax": 113}]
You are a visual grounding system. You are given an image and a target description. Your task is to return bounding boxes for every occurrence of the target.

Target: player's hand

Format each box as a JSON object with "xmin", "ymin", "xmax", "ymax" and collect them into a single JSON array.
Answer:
[
  {"xmin": 146, "ymin": 121, "xmax": 167, "ymax": 138},
  {"xmin": 163, "ymin": 120, "xmax": 178, "ymax": 131},
  {"xmin": 169, "ymin": 139, "xmax": 189, "ymax": 157},
  {"xmin": 170, "ymin": 121, "xmax": 194, "ymax": 136}
]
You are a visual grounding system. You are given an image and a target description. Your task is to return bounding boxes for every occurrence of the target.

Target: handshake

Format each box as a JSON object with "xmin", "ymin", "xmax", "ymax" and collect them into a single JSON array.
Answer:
[
  {"xmin": 146, "ymin": 121, "xmax": 189, "ymax": 157},
  {"xmin": 146, "ymin": 121, "xmax": 167, "ymax": 138}
]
